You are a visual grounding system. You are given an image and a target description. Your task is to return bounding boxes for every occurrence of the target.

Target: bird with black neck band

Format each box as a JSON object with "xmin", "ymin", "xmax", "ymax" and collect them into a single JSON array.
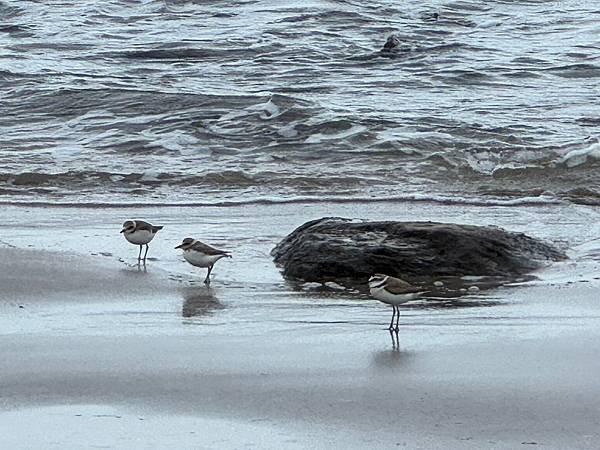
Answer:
[
  {"xmin": 368, "ymin": 273, "xmax": 426, "ymax": 332},
  {"xmin": 175, "ymin": 237, "xmax": 232, "ymax": 284},
  {"xmin": 120, "ymin": 220, "xmax": 163, "ymax": 263}
]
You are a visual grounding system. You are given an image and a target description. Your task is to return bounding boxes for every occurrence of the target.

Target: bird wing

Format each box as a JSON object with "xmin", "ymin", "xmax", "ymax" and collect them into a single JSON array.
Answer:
[
  {"xmin": 384, "ymin": 276, "xmax": 423, "ymax": 294},
  {"xmin": 133, "ymin": 221, "xmax": 163, "ymax": 233},
  {"xmin": 134, "ymin": 220, "xmax": 154, "ymax": 232},
  {"xmin": 191, "ymin": 241, "xmax": 230, "ymax": 255}
]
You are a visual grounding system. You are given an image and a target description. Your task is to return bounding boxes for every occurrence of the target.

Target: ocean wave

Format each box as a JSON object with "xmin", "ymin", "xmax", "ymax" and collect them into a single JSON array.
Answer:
[
  {"xmin": 0, "ymin": 192, "xmax": 568, "ymax": 210},
  {"xmin": 0, "ymin": 1, "xmax": 22, "ymax": 19},
  {"xmin": 0, "ymin": 169, "xmax": 381, "ymax": 192},
  {"xmin": 558, "ymin": 142, "xmax": 600, "ymax": 168},
  {"xmin": 0, "ymin": 170, "xmax": 256, "ymax": 189},
  {"xmin": 478, "ymin": 141, "xmax": 600, "ymax": 176},
  {"xmin": 0, "ymin": 24, "xmax": 33, "ymax": 36},
  {"xmin": 545, "ymin": 63, "xmax": 600, "ymax": 79},
  {"xmin": 1, "ymin": 0, "xmax": 599, "ymax": 207},
  {"xmin": 114, "ymin": 43, "xmax": 282, "ymax": 61}
]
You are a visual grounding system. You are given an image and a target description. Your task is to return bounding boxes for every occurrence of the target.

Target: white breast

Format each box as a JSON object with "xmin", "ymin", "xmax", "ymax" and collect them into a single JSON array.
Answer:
[
  {"xmin": 124, "ymin": 229, "xmax": 155, "ymax": 245},
  {"xmin": 370, "ymin": 287, "xmax": 421, "ymax": 306},
  {"xmin": 183, "ymin": 250, "xmax": 226, "ymax": 268}
]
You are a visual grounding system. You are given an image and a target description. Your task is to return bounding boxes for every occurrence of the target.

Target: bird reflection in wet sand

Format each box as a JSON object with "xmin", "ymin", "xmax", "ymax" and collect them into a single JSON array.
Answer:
[
  {"xmin": 371, "ymin": 346, "xmax": 413, "ymax": 370},
  {"xmin": 389, "ymin": 329, "xmax": 399, "ymax": 350},
  {"xmin": 180, "ymin": 286, "xmax": 223, "ymax": 319}
]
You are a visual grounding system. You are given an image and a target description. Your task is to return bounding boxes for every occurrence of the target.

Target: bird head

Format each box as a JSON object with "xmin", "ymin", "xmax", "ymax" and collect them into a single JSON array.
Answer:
[
  {"xmin": 368, "ymin": 273, "xmax": 389, "ymax": 288},
  {"xmin": 120, "ymin": 220, "xmax": 136, "ymax": 234},
  {"xmin": 175, "ymin": 237, "xmax": 195, "ymax": 250}
]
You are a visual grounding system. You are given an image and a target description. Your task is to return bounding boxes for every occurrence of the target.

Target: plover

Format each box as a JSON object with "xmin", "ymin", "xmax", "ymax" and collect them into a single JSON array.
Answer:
[
  {"xmin": 368, "ymin": 273, "xmax": 426, "ymax": 331},
  {"xmin": 175, "ymin": 238, "xmax": 232, "ymax": 284},
  {"xmin": 120, "ymin": 220, "xmax": 163, "ymax": 262}
]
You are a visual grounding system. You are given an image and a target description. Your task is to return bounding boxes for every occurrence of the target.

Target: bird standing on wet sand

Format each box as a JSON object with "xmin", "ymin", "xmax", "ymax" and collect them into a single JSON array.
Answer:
[
  {"xmin": 368, "ymin": 273, "xmax": 426, "ymax": 332},
  {"xmin": 175, "ymin": 238, "xmax": 232, "ymax": 284},
  {"xmin": 120, "ymin": 220, "xmax": 163, "ymax": 262}
]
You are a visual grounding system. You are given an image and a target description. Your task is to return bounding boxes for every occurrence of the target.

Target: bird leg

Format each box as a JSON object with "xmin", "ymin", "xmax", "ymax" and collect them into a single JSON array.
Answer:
[
  {"xmin": 143, "ymin": 244, "xmax": 149, "ymax": 261},
  {"xmin": 389, "ymin": 328, "xmax": 399, "ymax": 350},
  {"xmin": 389, "ymin": 306, "xmax": 396, "ymax": 330},
  {"xmin": 137, "ymin": 245, "xmax": 143, "ymax": 261},
  {"xmin": 394, "ymin": 306, "xmax": 401, "ymax": 332},
  {"xmin": 204, "ymin": 264, "xmax": 213, "ymax": 284}
]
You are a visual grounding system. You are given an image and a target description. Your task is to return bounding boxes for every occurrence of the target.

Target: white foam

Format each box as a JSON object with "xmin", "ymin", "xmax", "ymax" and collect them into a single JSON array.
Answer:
[
  {"xmin": 559, "ymin": 142, "xmax": 600, "ymax": 168},
  {"xmin": 49, "ymin": 144, "xmax": 84, "ymax": 161},
  {"xmin": 0, "ymin": 191, "xmax": 566, "ymax": 208},
  {"xmin": 304, "ymin": 125, "xmax": 367, "ymax": 144},
  {"xmin": 248, "ymin": 98, "xmax": 281, "ymax": 120},
  {"xmin": 277, "ymin": 124, "xmax": 298, "ymax": 138},
  {"xmin": 150, "ymin": 130, "xmax": 200, "ymax": 152},
  {"xmin": 259, "ymin": 98, "xmax": 281, "ymax": 119}
]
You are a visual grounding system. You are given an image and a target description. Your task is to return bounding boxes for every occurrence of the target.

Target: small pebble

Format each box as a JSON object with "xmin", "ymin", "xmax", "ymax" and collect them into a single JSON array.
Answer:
[
  {"xmin": 468, "ymin": 286, "xmax": 480, "ymax": 293},
  {"xmin": 433, "ymin": 281, "xmax": 444, "ymax": 287}
]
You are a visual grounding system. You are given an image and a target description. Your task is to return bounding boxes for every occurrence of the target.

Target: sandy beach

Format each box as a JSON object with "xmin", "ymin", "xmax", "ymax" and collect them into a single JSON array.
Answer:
[{"xmin": 1, "ymin": 201, "xmax": 600, "ymax": 449}]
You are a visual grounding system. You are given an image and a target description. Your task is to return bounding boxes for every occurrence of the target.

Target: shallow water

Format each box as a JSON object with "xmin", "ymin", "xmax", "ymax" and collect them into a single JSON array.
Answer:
[
  {"xmin": 1, "ymin": 0, "xmax": 599, "ymax": 205},
  {"xmin": 1, "ymin": 201, "xmax": 599, "ymax": 348}
]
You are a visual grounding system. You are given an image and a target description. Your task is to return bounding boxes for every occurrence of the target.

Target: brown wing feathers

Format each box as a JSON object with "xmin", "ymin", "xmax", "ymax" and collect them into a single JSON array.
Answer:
[
  {"xmin": 191, "ymin": 240, "xmax": 230, "ymax": 256},
  {"xmin": 134, "ymin": 220, "xmax": 163, "ymax": 233},
  {"xmin": 384, "ymin": 276, "xmax": 423, "ymax": 295}
]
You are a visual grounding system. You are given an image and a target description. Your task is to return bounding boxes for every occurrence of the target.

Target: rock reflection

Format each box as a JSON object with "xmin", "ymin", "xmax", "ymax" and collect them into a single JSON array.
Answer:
[
  {"xmin": 404, "ymin": 296, "xmax": 501, "ymax": 309},
  {"xmin": 180, "ymin": 286, "xmax": 223, "ymax": 319}
]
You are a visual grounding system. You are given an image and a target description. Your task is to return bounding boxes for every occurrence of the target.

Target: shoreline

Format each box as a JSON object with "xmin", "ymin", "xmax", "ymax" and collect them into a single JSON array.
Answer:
[{"xmin": 0, "ymin": 191, "xmax": 572, "ymax": 209}]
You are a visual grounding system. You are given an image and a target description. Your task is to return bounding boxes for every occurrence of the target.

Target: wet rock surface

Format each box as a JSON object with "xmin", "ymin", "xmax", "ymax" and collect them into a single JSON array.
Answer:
[{"xmin": 271, "ymin": 217, "xmax": 566, "ymax": 285}]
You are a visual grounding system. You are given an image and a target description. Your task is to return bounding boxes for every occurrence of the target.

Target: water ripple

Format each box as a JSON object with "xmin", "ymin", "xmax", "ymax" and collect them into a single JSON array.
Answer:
[{"xmin": 0, "ymin": 0, "xmax": 599, "ymax": 204}]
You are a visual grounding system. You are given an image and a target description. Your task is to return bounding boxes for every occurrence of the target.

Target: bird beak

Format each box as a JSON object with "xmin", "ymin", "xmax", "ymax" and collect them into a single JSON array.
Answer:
[
  {"xmin": 119, "ymin": 229, "xmax": 126, "ymax": 233},
  {"xmin": 174, "ymin": 244, "xmax": 184, "ymax": 249}
]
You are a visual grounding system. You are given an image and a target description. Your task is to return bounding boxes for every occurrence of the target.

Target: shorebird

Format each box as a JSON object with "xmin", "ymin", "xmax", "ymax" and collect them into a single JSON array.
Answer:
[
  {"xmin": 368, "ymin": 273, "xmax": 426, "ymax": 331},
  {"xmin": 120, "ymin": 220, "xmax": 163, "ymax": 262},
  {"xmin": 175, "ymin": 238, "xmax": 231, "ymax": 284}
]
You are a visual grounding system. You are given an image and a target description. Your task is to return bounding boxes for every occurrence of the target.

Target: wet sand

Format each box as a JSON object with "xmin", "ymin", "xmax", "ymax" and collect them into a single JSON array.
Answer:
[
  {"xmin": 1, "ymin": 202, "xmax": 600, "ymax": 449},
  {"xmin": 3, "ymin": 329, "xmax": 600, "ymax": 449}
]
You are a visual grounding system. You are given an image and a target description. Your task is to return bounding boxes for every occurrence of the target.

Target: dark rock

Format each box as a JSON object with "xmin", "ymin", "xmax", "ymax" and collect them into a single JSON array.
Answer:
[
  {"xmin": 271, "ymin": 218, "xmax": 566, "ymax": 285},
  {"xmin": 382, "ymin": 35, "xmax": 401, "ymax": 52}
]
